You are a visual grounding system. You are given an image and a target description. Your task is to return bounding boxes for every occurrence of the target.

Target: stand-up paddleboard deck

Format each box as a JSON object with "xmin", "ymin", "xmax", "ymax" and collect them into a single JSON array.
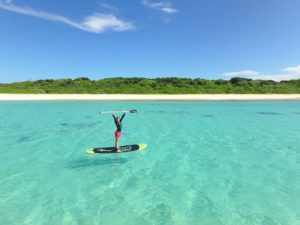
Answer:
[{"xmin": 86, "ymin": 143, "xmax": 147, "ymax": 154}]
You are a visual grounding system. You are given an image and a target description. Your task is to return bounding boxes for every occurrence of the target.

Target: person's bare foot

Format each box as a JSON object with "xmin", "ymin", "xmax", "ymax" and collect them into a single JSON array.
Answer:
[{"xmin": 116, "ymin": 148, "xmax": 121, "ymax": 153}]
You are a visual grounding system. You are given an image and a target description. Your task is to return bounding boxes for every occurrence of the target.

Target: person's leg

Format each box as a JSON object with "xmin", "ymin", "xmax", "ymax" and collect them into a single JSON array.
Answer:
[
  {"xmin": 115, "ymin": 137, "xmax": 118, "ymax": 149},
  {"xmin": 115, "ymin": 136, "xmax": 121, "ymax": 152},
  {"xmin": 115, "ymin": 131, "xmax": 118, "ymax": 151},
  {"xmin": 114, "ymin": 131, "xmax": 121, "ymax": 152}
]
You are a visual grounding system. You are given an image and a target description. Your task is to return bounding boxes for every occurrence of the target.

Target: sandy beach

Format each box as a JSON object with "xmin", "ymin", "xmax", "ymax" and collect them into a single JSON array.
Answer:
[{"xmin": 0, "ymin": 94, "xmax": 300, "ymax": 101}]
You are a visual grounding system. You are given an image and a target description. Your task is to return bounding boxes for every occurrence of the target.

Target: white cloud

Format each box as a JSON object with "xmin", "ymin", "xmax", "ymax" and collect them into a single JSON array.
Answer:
[
  {"xmin": 82, "ymin": 14, "xmax": 134, "ymax": 32},
  {"xmin": 248, "ymin": 74, "xmax": 300, "ymax": 81},
  {"xmin": 142, "ymin": 0, "xmax": 178, "ymax": 14},
  {"xmin": 223, "ymin": 65, "xmax": 300, "ymax": 81},
  {"xmin": 282, "ymin": 65, "xmax": 300, "ymax": 75},
  {"xmin": 223, "ymin": 70, "xmax": 259, "ymax": 77},
  {"xmin": 0, "ymin": 0, "xmax": 134, "ymax": 33},
  {"xmin": 161, "ymin": 7, "xmax": 177, "ymax": 14}
]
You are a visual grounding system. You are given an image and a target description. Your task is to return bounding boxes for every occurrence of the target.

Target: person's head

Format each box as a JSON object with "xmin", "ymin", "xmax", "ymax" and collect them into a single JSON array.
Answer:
[{"xmin": 116, "ymin": 117, "xmax": 121, "ymax": 123}]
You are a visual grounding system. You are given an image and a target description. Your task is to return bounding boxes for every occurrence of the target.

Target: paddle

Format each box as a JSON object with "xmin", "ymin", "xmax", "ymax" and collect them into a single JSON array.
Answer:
[{"xmin": 99, "ymin": 109, "xmax": 138, "ymax": 114}]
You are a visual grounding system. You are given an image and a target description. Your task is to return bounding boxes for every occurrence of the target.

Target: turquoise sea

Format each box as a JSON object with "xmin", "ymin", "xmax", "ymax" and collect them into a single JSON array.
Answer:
[{"xmin": 0, "ymin": 101, "xmax": 299, "ymax": 225}]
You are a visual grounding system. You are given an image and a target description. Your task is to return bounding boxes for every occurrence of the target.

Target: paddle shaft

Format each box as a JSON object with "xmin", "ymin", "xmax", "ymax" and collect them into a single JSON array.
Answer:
[{"xmin": 99, "ymin": 110, "xmax": 137, "ymax": 114}]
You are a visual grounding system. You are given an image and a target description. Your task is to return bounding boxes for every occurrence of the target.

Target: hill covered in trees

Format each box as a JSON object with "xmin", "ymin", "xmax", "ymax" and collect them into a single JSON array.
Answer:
[{"xmin": 0, "ymin": 77, "xmax": 300, "ymax": 94}]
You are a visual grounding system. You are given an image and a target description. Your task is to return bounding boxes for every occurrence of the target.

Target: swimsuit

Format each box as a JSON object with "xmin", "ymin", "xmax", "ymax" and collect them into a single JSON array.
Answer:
[{"xmin": 115, "ymin": 130, "xmax": 121, "ymax": 138}]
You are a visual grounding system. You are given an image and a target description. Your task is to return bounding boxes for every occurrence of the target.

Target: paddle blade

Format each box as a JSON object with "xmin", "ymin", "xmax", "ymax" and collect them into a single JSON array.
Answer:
[{"xmin": 130, "ymin": 110, "xmax": 138, "ymax": 113}]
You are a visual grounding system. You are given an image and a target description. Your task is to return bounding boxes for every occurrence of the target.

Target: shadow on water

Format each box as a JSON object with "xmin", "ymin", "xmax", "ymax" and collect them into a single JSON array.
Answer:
[
  {"xmin": 146, "ymin": 110, "xmax": 191, "ymax": 115},
  {"xmin": 67, "ymin": 157, "xmax": 128, "ymax": 169},
  {"xmin": 256, "ymin": 112, "xmax": 282, "ymax": 115},
  {"xmin": 17, "ymin": 136, "xmax": 33, "ymax": 143},
  {"xmin": 292, "ymin": 112, "xmax": 300, "ymax": 115},
  {"xmin": 201, "ymin": 114, "xmax": 215, "ymax": 118},
  {"xmin": 60, "ymin": 122, "xmax": 100, "ymax": 129}
]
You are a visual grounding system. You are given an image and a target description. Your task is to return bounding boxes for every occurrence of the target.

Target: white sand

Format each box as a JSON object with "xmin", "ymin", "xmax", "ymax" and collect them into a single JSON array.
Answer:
[{"xmin": 0, "ymin": 94, "xmax": 300, "ymax": 101}]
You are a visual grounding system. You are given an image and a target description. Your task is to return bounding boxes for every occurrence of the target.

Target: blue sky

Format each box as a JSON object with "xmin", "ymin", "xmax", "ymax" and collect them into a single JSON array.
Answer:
[{"xmin": 1, "ymin": 0, "xmax": 300, "ymax": 83}]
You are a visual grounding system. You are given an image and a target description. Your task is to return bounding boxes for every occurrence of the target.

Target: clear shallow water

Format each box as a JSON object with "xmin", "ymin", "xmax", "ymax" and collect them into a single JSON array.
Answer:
[{"xmin": 0, "ymin": 101, "xmax": 300, "ymax": 225}]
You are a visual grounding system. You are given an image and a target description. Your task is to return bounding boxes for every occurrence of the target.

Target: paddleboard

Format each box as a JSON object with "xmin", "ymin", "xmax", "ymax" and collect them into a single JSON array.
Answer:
[{"xmin": 86, "ymin": 143, "xmax": 147, "ymax": 154}]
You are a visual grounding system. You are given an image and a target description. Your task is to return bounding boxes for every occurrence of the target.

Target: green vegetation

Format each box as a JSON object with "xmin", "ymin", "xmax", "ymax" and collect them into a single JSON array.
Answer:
[{"xmin": 1, "ymin": 77, "xmax": 300, "ymax": 94}]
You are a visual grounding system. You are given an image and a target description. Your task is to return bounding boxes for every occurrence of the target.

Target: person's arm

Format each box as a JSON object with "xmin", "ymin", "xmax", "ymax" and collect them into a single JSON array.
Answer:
[
  {"xmin": 112, "ymin": 113, "xmax": 117, "ymax": 122},
  {"xmin": 120, "ymin": 113, "xmax": 126, "ymax": 122}
]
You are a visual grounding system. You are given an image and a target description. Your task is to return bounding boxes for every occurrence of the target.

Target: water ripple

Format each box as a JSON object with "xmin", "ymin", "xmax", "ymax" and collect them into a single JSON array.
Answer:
[
  {"xmin": 66, "ymin": 157, "xmax": 128, "ymax": 169},
  {"xmin": 256, "ymin": 112, "xmax": 282, "ymax": 115}
]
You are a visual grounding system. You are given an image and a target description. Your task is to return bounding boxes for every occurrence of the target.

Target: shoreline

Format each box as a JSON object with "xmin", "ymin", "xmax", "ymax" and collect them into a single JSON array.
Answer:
[{"xmin": 1, "ymin": 94, "xmax": 300, "ymax": 101}]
